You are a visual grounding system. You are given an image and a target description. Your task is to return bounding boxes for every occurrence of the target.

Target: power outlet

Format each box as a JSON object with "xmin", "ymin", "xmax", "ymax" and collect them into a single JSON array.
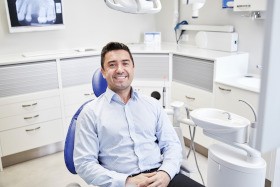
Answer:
[{"xmin": 181, "ymin": 34, "xmax": 189, "ymax": 42}]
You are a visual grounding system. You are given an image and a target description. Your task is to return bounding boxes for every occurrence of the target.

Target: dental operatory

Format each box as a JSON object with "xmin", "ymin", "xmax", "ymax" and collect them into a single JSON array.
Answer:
[{"xmin": 0, "ymin": 0, "xmax": 280, "ymax": 187}]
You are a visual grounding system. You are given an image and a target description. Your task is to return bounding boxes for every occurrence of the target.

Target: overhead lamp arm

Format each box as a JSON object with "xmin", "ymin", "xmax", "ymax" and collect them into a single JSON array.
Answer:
[{"xmin": 104, "ymin": 0, "xmax": 162, "ymax": 14}]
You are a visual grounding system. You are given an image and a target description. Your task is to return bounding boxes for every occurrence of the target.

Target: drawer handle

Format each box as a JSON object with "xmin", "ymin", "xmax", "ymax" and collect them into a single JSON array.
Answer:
[
  {"xmin": 22, "ymin": 102, "xmax": 38, "ymax": 108},
  {"xmin": 24, "ymin": 114, "xmax": 39, "ymax": 120},
  {"xmin": 185, "ymin": 96, "xmax": 196, "ymax": 100},
  {"xmin": 84, "ymin": 93, "xmax": 94, "ymax": 96},
  {"xmin": 25, "ymin": 126, "xmax": 41, "ymax": 132},
  {"xmin": 219, "ymin": 86, "xmax": 231, "ymax": 92}
]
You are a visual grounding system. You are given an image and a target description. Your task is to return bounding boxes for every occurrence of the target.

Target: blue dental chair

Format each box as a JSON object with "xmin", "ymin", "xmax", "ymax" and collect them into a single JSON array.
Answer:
[
  {"xmin": 64, "ymin": 68, "xmax": 107, "ymax": 174},
  {"xmin": 64, "ymin": 68, "xmax": 193, "ymax": 176}
]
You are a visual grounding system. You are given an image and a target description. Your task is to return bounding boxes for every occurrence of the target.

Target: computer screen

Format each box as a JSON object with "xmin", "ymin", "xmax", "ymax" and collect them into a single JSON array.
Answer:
[{"xmin": 5, "ymin": 0, "xmax": 64, "ymax": 33}]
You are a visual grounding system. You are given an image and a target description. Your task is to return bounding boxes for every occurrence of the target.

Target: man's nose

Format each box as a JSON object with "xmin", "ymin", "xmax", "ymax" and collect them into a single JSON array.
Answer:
[{"xmin": 116, "ymin": 65, "xmax": 124, "ymax": 72}]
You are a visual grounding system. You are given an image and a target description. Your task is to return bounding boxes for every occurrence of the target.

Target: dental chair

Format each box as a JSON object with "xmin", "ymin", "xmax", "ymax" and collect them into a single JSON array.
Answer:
[{"xmin": 64, "ymin": 68, "xmax": 193, "ymax": 176}]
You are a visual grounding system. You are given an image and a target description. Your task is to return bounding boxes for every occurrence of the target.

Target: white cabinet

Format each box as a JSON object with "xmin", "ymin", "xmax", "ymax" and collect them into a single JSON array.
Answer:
[
  {"xmin": 214, "ymin": 83, "xmax": 273, "ymax": 180},
  {"xmin": 60, "ymin": 56, "xmax": 100, "ymax": 131},
  {"xmin": 172, "ymin": 55, "xmax": 215, "ymax": 148},
  {"xmin": 172, "ymin": 81, "xmax": 214, "ymax": 148},
  {"xmin": 133, "ymin": 53, "xmax": 170, "ymax": 81},
  {"xmin": 0, "ymin": 60, "xmax": 64, "ymax": 170},
  {"xmin": 132, "ymin": 53, "xmax": 171, "ymax": 106},
  {"xmin": 0, "ymin": 119, "xmax": 63, "ymax": 156}
]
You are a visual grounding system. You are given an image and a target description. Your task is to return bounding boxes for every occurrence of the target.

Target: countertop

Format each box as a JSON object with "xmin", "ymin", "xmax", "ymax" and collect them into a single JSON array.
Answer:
[
  {"xmin": 0, "ymin": 42, "xmax": 260, "ymax": 93},
  {"xmin": 0, "ymin": 43, "xmax": 245, "ymax": 65}
]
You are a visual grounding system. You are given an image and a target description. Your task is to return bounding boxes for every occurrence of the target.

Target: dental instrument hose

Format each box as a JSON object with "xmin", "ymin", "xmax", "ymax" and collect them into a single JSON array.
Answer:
[
  {"xmin": 188, "ymin": 125, "xmax": 205, "ymax": 185},
  {"xmin": 186, "ymin": 107, "xmax": 205, "ymax": 185}
]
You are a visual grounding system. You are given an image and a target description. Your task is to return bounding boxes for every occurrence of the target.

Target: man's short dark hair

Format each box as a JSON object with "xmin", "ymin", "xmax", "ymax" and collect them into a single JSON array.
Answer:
[{"xmin": 101, "ymin": 42, "xmax": 134, "ymax": 69}]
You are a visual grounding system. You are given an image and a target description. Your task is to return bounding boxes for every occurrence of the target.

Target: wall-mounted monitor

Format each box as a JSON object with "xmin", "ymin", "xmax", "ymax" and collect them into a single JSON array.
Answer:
[{"xmin": 5, "ymin": 0, "xmax": 65, "ymax": 33}]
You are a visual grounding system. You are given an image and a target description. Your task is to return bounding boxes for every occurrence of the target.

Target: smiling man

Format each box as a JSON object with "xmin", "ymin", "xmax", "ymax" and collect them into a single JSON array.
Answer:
[{"xmin": 73, "ymin": 42, "xmax": 205, "ymax": 187}]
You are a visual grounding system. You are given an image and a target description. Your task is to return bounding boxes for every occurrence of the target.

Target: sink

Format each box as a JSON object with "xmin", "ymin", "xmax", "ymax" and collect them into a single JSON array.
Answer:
[{"xmin": 190, "ymin": 108, "xmax": 250, "ymax": 143}]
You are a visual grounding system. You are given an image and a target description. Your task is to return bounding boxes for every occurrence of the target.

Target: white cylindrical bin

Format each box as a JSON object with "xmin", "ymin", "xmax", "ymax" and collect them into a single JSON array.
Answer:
[{"xmin": 207, "ymin": 144, "xmax": 266, "ymax": 187}]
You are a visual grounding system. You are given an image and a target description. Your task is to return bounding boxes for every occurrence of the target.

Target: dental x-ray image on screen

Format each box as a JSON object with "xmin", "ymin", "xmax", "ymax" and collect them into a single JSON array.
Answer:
[{"xmin": 5, "ymin": 0, "xmax": 64, "ymax": 33}]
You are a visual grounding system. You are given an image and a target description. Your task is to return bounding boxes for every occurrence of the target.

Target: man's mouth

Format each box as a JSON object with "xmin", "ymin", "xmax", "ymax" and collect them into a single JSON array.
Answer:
[{"xmin": 114, "ymin": 75, "xmax": 127, "ymax": 80}]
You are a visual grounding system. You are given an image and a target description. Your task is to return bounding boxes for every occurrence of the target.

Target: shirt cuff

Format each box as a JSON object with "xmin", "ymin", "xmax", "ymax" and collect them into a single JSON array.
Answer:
[{"xmin": 158, "ymin": 163, "xmax": 180, "ymax": 180}]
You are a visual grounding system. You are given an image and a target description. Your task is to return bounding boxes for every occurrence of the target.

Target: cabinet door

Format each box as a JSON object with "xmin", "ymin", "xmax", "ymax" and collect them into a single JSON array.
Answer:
[
  {"xmin": 0, "ymin": 60, "xmax": 58, "ymax": 98},
  {"xmin": 60, "ymin": 56, "xmax": 100, "ymax": 88},
  {"xmin": 214, "ymin": 83, "xmax": 259, "ymax": 122},
  {"xmin": 173, "ymin": 55, "xmax": 214, "ymax": 92},
  {"xmin": 133, "ymin": 53, "xmax": 169, "ymax": 81}
]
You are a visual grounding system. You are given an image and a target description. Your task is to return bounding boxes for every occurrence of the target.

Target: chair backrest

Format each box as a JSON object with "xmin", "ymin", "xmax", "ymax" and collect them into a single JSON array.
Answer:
[{"xmin": 64, "ymin": 68, "xmax": 107, "ymax": 174}]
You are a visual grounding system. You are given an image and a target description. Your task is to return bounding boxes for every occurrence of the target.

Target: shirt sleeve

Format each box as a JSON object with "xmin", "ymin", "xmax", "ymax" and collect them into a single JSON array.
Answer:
[
  {"xmin": 155, "ymin": 103, "xmax": 183, "ymax": 179},
  {"xmin": 73, "ymin": 106, "xmax": 129, "ymax": 187}
]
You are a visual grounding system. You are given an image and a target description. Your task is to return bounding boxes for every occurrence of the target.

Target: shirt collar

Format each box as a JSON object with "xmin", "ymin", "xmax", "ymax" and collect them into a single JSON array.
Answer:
[{"xmin": 104, "ymin": 87, "xmax": 139, "ymax": 104}]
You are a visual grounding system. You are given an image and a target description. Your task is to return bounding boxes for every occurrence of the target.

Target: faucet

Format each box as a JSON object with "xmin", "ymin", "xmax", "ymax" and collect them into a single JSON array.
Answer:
[
  {"xmin": 223, "ymin": 112, "xmax": 232, "ymax": 120},
  {"xmin": 238, "ymin": 99, "xmax": 257, "ymax": 148},
  {"xmin": 238, "ymin": 100, "xmax": 257, "ymax": 122}
]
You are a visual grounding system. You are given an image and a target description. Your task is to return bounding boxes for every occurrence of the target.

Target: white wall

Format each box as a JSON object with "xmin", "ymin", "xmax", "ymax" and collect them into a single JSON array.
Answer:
[
  {"xmin": 0, "ymin": 0, "xmax": 156, "ymax": 55},
  {"xmin": 156, "ymin": 0, "xmax": 265, "ymax": 75}
]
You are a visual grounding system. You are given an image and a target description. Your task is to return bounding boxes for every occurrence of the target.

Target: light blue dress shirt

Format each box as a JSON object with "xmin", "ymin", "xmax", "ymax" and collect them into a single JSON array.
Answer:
[{"xmin": 74, "ymin": 88, "xmax": 182, "ymax": 187}]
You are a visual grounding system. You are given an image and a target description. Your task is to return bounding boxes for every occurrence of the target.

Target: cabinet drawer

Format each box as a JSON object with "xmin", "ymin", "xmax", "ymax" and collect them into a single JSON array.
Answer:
[
  {"xmin": 0, "ymin": 96, "xmax": 61, "ymax": 118},
  {"xmin": 0, "ymin": 119, "xmax": 63, "ymax": 156},
  {"xmin": 0, "ymin": 107, "xmax": 61, "ymax": 131},
  {"xmin": 172, "ymin": 81, "xmax": 213, "ymax": 110},
  {"xmin": 63, "ymin": 84, "xmax": 96, "ymax": 106}
]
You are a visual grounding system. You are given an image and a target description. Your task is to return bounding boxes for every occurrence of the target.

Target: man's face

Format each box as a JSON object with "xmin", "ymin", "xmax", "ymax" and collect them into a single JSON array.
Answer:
[{"xmin": 101, "ymin": 49, "xmax": 134, "ymax": 93}]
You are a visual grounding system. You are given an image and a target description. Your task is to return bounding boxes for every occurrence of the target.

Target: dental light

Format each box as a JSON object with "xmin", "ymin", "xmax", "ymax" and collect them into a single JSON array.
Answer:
[
  {"xmin": 104, "ymin": 0, "xmax": 162, "ymax": 14},
  {"xmin": 182, "ymin": 0, "xmax": 206, "ymax": 18}
]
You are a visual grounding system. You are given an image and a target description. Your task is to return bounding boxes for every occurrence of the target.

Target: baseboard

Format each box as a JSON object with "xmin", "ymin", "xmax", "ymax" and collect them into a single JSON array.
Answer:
[
  {"xmin": 183, "ymin": 137, "xmax": 208, "ymax": 157},
  {"xmin": 265, "ymin": 179, "xmax": 271, "ymax": 187},
  {"xmin": 2, "ymin": 141, "xmax": 64, "ymax": 168}
]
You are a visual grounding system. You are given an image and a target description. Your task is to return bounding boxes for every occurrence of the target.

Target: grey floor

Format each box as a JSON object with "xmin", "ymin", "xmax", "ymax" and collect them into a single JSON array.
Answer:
[{"xmin": 0, "ymin": 149, "xmax": 207, "ymax": 187}]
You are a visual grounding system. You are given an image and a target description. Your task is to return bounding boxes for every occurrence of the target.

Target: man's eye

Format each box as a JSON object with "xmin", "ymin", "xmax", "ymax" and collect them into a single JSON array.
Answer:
[{"xmin": 109, "ymin": 64, "xmax": 116, "ymax": 67}]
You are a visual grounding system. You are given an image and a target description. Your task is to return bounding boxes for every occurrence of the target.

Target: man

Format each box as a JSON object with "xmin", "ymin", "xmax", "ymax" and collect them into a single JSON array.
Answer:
[{"xmin": 74, "ymin": 42, "xmax": 204, "ymax": 187}]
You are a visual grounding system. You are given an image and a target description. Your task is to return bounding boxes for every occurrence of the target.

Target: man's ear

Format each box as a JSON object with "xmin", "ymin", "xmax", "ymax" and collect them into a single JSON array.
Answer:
[{"xmin": 100, "ymin": 68, "xmax": 106, "ymax": 79}]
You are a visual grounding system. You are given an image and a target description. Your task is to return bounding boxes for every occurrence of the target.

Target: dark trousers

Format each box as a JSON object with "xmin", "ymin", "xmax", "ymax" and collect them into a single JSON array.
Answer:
[
  {"xmin": 168, "ymin": 173, "xmax": 205, "ymax": 187},
  {"xmin": 133, "ymin": 169, "xmax": 204, "ymax": 187}
]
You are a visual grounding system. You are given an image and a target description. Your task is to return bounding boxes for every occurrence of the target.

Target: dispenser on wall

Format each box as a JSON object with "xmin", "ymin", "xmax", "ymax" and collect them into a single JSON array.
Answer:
[{"xmin": 233, "ymin": 0, "xmax": 267, "ymax": 12}]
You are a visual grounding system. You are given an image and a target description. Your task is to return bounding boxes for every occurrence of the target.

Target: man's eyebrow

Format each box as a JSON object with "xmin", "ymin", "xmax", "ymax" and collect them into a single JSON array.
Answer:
[{"xmin": 107, "ymin": 60, "xmax": 117, "ymax": 64}]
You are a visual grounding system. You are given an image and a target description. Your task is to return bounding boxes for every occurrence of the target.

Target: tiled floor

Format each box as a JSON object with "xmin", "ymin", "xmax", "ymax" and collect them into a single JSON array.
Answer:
[{"xmin": 0, "ymin": 148, "xmax": 207, "ymax": 187}]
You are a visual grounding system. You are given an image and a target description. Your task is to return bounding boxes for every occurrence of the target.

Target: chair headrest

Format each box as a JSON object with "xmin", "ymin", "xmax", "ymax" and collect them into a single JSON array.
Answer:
[{"xmin": 92, "ymin": 68, "xmax": 107, "ymax": 97}]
